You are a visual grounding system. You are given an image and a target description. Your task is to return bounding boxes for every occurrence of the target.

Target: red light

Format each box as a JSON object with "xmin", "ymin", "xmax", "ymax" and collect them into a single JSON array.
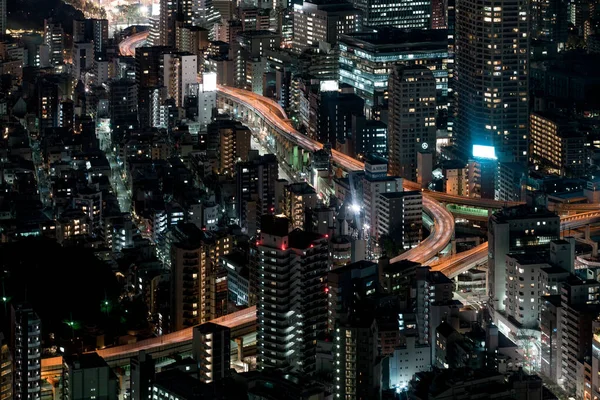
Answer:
[
  {"xmin": 325, "ymin": 234, "xmax": 329, "ymax": 238},
  {"xmin": 325, "ymin": 287, "xmax": 329, "ymax": 293},
  {"xmin": 310, "ymin": 244, "xmax": 314, "ymax": 248},
  {"xmin": 281, "ymin": 244, "xmax": 286, "ymax": 250}
]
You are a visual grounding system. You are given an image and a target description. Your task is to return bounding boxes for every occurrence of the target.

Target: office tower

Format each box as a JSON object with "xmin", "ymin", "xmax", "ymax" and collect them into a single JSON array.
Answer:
[
  {"xmin": 292, "ymin": 0, "xmax": 362, "ymax": 53},
  {"xmin": 130, "ymin": 351, "xmax": 155, "ymax": 400},
  {"xmin": 388, "ymin": 335, "xmax": 431, "ymax": 390},
  {"xmin": 308, "ymin": 88, "xmax": 364, "ymax": 147},
  {"xmin": 559, "ymin": 279, "xmax": 600, "ymax": 396},
  {"xmin": 455, "ymin": 0, "xmax": 529, "ymax": 163},
  {"xmin": 207, "ymin": 119, "xmax": 251, "ymax": 175},
  {"xmin": 0, "ymin": 333, "xmax": 12, "ymax": 400},
  {"xmin": 388, "ymin": 65, "xmax": 437, "ymax": 181},
  {"xmin": 163, "ymin": 52, "xmax": 197, "ymax": 108},
  {"xmin": 43, "ymin": 19, "xmax": 64, "ymax": 65},
  {"xmin": 11, "ymin": 305, "xmax": 41, "ymax": 400},
  {"xmin": 62, "ymin": 353, "xmax": 118, "ymax": 400},
  {"xmin": 352, "ymin": 0, "xmax": 430, "ymax": 29},
  {"xmin": 488, "ymin": 206, "xmax": 560, "ymax": 318},
  {"xmin": 339, "ymin": 28, "xmax": 448, "ymax": 112},
  {"xmin": 169, "ymin": 224, "xmax": 215, "ymax": 331},
  {"xmin": 282, "ymin": 182, "xmax": 317, "ymax": 230},
  {"xmin": 192, "ymin": 323, "xmax": 230, "ymax": 383},
  {"xmin": 257, "ymin": 215, "xmax": 329, "ymax": 374},
  {"xmin": 72, "ymin": 42, "xmax": 94, "ymax": 81},
  {"xmin": 376, "ymin": 191, "xmax": 422, "ymax": 250},
  {"xmin": 235, "ymin": 154, "xmax": 278, "ymax": 235},
  {"xmin": 351, "ymin": 117, "xmax": 387, "ymax": 157},
  {"xmin": 530, "ymin": 112, "xmax": 585, "ymax": 178},
  {"xmin": 327, "ymin": 260, "xmax": 379, "ymax": 331}
]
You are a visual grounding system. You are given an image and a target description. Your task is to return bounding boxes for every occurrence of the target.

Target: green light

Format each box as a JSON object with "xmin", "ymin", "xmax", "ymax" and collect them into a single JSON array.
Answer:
[
  {"xmin": 2, "ymin": 297, "xmax": 6, "ymax": 302},
  {"xmin": 104, "ymin": 301, "xmax": 109, "ymax": 305}
]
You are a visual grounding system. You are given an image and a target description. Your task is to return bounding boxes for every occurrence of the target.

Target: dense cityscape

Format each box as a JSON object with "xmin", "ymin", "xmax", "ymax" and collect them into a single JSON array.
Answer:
[{"xmin": 0, "ymin": 0, "xmax": 598, "ymax": 398}]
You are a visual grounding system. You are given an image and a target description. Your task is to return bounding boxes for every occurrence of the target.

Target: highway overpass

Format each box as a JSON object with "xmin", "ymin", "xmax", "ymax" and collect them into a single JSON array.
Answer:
[
  {"xmin": 216, "ymin": 85, "xmax": 455, "ymax": 265},
  {"xmin": 42, "ymin": 306, "xmax": 256, "ymax": 377}
]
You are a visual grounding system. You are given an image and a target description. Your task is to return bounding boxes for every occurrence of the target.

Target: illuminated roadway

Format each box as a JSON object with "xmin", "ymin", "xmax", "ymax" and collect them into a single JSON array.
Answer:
[
  {"xmin": 216, "ymin": 85, "xmax": 455, "ymax": 265},
  {"xmin": 431, "ymin": 210, "xmax": 600, "ymax": 278},
  {"xmin": 119, "ymin": 30, "xmax": 149, "ymax": 56}
]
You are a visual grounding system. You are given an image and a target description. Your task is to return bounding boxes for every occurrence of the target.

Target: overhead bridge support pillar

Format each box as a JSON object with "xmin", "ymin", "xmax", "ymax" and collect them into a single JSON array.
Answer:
[{"xmin": 235, "ymin": 337, "xmax": 244, "ymax": 362}]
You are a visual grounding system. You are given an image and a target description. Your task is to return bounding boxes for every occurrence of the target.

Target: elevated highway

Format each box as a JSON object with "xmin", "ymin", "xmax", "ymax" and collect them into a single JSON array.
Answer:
[
  {"xmin": 118, "ymin": 31, "xmax": 149, "ymax": 56},
  {"xmin": 431, "ymin": 210, "xmax": 600, "ymax": 278},
  {"xmin": 216, "ymin": 85, "xmax": 455, "ymax": 265},
  {"xmin": 42, "ymin": 306, "xmax": 256, "ymax": 376}
]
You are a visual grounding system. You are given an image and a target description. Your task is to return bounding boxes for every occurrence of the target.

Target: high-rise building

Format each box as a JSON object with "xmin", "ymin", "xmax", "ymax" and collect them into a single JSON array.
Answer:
[
  {"xmin": 292, "ymin": 0, "xmax": 363, "ymax": 54},
  {"xmin": 376, "ymin": 191, "xmax": 422, "ymax": 250},
  {"xmin": 327, "ymin": 260, "xmax": 379, "ymax": 331},
  {"xmin": 455, "ymin": 0, "xmax": 529, "ymax": 163},
  {"xmin": 282, "ymin": 182, "xmax": 318, "ymax": 230},
  {"xmin": 159, "ymin": 0, "xmax": 179, "ymax": 47},
  {"xmin": 43, "ymin": 19, "xmax": 64, "ymax": 65},
  {"xmin": 192, "ymin": 323, "xmax": 230, "ymax": 383},
  {"xmin": 488, "ymin": 206, "xmax": 560, "ymax": 318},
  {"xmin": 163, "ymin": 52, "xmax": 197, "ymax": 108},
  {"xmin": 168, "ymin": 223, "xmax": 215, "ymax": 331},
  {"xmin": 73, "ymin": 19, "xmax": 108, "ymax": 56},
  {"xmin": 351, "ymin": 0, "xmax": 430, "ymax": 29},
  {"xmin": 72, "ymin": 42, "xmax": 94, "ymax": 81},
  {"xmin": 333, "ymin": 312, "xmax": 381, "ymax": 400},
  {"xmin": 109, "ymin": 79, "xmax": 138, "ymax": 139},
  {"xmin": 256, "ymin": 215, "xmax": 329, "ymax": 374},
  {"xmin": 130, "ymin": 351, "xmax": 155, "ymax": 400},
  {"xmin": 11, "ymin": 305, "xmax": 41, "ymax": 400},
  {"xmin": 62, "ymin": 353, "xmax": 119, "ymax": 400},
  {"xmin": 308, "ymin": 88, "xmax": 365, "ymax": 147},
  {"xmin": 207, "ymin": 119, "xmax": 251, "ymax": 175},
  {"xmin": 136, "ymin": 46, "xmax": 171, "ymax": 128},
  {"xmin": 504, "ymin": 254, "xmax": 551, "ymax": 328},
  {"xmin": 530, "ymin": 112, "xmax": 585, "ymax": 178},
  {"xmin": 197, "ymin": 72, "xmax": 217, "ymax": 130},
  {"xmin": 388, "ymin": 65, "xmax": 437, "ymax": 181},
  {"xmin": 559, "ymin": 278, "xmax": 600, "ymax": 396},
  {"xmin": 235, "ymin": 154, "xmax": 278, "ymax": 235},
  {"xmin": 541, "ymin": 294, "xmax": 561, "ymax": 384},
  {"xmin": 339, "ymin": 28, "xmax": 448, "ymax": 112},
  {"xmin": 357, "ymin": 155, "xmax": 403, "ymax": 240}
]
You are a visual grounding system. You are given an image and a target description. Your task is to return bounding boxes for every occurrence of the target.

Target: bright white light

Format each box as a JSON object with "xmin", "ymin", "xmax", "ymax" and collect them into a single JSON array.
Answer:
[
  {"xmin": 363, "ymin": 223, "xmax": 370, "ymax": 230},
  {"xmin": 351, "ymin": 204, "xmax": 361, "ymax": 213},
  {"xmin": 202, "ymin": 72, "xmax": 217, "ymax": 92},
  {"xmin": 139, "ymin": 5, "xmax": 149, "ymax": 14},
  {"xmin": 320, "ymin": 80, "xmax": 339, "ymax": 92},
  {"xmin": 472, "ymin": 144, "xmax": 497, "ymax": 160}
]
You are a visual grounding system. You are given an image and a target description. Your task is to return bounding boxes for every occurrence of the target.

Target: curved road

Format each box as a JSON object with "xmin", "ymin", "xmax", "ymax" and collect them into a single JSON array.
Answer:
[
  {"xmin": 432, "ymin": 210, "xmax": 600, "ymax": 278},
  {"xmin": 216, "ymin": 85, "xmax": 455, "ymax": 265},
  {"xmin": 119, "ymin": 30, "xmax": 149, "ymax": 57}
]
